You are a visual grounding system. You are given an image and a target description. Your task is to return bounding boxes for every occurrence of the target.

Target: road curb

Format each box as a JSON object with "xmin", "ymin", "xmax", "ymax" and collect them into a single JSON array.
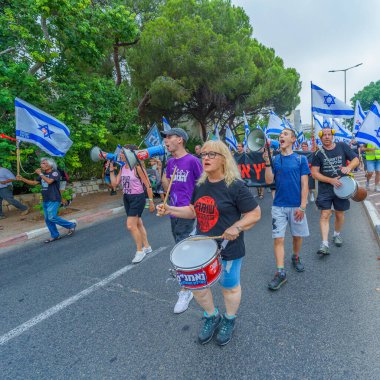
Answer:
[
  {"xmin": 363, "ymin": 200, "xmax": 380, "ymax": 246},
  {"xmin": 0, "ymin": 206, "xmax": 124, "ymax": 249}
]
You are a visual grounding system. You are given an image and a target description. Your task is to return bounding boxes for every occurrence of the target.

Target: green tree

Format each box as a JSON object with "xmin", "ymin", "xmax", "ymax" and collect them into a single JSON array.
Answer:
[
  {"xmin": 128, "ymin": 0, "xmax": 301, "ymax": 140},
  {"xmin": 351, "ymin": 80, "xmax": 380, "ymax": 110}
]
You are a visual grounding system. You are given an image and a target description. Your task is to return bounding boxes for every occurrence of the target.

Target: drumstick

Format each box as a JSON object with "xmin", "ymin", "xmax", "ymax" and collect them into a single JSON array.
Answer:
[
  {"xmin": 163, "ymin": 166, "xmax": 177, "ymax": 206},
  {"xmin": 188, "ymin": 235, "xmax": 223, "ymax": 241}
]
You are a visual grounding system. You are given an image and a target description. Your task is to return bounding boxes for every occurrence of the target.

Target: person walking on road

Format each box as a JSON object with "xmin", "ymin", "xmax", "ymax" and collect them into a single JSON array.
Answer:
[
  {"xmin": 109, "ymin": 148, "xmax": 155, "ymax": 264},
  {"xmin": 301, "ymin": 141, "xmax": 316, "ymax": 202},
  {"xmin": 361, "ymin": 143, "xmax": 380, "ymax": 191},
  {"xmin": 157, "ymin": 128, "xmax": 203, "ymax": 314},
  {"xmin": 0, "ymin": 164, "xmax": 29, "ymax": 218},
  {"xmin": 17, "ymin": 158, "xmax": 76, "ymax": 243},
  {"xmin": 263, "ymin": 128, "xmax": 310, "ymax": 290},
  {"xmin": 311, "ymin": 128, "xmax": 359, "ymax": 255},
  {"xmin": 157, "ymin": 140, "xmax": 261, "ymax": 346}
]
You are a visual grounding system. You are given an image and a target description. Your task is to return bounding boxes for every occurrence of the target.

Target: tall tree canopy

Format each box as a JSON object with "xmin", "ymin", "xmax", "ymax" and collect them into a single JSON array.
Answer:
[
  {"xmin": 128, "ymin": 0, "xmax": 301, "ymax": 139},
  {"xmin": 351, "ymin": 80, "xmax": 380, "ymax": 110}
]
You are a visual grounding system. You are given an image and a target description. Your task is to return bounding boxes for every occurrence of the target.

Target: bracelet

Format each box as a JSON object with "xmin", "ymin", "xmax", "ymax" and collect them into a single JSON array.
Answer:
[
  {"xmin": 265, "ymin": 164, "xmax": 271, "ymax": 167},
  {"xmin": 299, "ymin": 207, "xmax": 306, "ymax": 212},
  {"xmin": 149, "ymin": 198, "xmax": 153, "ymax": 201},
  {"xmin": 235, "ymin": 225, "xmax": 242, "ymax": 233}
]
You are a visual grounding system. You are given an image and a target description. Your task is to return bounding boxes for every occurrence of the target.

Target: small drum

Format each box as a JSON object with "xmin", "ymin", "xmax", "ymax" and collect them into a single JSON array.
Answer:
[
  {"xmin": 333, "ymin": 176, "xmax": 367, "ymax": 202},
  {"xmin": 170, "ymin": 236, "xmax": 222, "ymax": 290}
]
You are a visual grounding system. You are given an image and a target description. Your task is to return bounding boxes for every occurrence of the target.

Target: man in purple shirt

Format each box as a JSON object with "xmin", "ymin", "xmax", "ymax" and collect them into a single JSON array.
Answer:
[{"xmin": 157, "ymin": 128, "xmax": 203, "ymax": 314}]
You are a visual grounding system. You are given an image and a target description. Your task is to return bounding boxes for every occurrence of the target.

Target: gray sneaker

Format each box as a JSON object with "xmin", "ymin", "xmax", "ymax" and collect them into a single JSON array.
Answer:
[
  {"xmin": 317, "ymin": 243, "xmax": 329, "ymax": 255},
  {"xmin": 333, "ymin": 235, "xmax": 343, "ymax": 247}
]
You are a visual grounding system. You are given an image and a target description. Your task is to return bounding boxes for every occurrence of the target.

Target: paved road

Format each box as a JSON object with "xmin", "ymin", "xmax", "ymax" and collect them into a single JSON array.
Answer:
[{"xmin": 0, "ymin": 196, "xmax": 379, "ymax": 380}]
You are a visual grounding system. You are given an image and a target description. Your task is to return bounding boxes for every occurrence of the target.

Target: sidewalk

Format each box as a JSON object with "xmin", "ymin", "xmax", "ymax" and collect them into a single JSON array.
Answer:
[{"xmin": 1, "ymin": 176, "xmax": 379, "ymax": 250}]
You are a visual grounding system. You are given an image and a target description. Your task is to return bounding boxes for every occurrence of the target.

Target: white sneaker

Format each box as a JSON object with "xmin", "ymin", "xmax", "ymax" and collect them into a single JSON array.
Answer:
[
  {"xmin": 310, "ymin": 192, "xmax": 315, "ymax": 202},
  {"xmin": 143, "ymin": 246, "xmax": 152, "ymax": 254},
  {"xmin": 132, "ymin": 251, "xmax": 146, "ymax": 264},
  {"xmin": 174, "ymin": 290, "xmax": 193, "ymax": 314}
]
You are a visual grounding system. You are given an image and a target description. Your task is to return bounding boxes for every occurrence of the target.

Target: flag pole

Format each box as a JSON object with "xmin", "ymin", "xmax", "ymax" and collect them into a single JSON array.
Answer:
[
  {"xmin": 310, "ymin": 81, "xmax": 316, "ymax": 151},
  {"xmin": 16, "ymin": 139, "xmax": 20, "ymax": 176}
]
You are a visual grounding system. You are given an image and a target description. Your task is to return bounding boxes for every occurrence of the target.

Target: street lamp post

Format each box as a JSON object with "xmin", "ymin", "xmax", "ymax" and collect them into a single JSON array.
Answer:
[{"xmin": 328, "ymin": 63, "xmax": 363, "ymax": 103}]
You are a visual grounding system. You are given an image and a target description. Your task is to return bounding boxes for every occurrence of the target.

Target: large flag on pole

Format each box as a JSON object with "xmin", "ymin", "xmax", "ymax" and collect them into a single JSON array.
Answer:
[
  {"xmin": 311, "ymin": 83, "xmax": 354, "ymax": 118},
  {"xmin": 266, "ymin": 111, "xmax": 285, "ymax": 135},
  {"xmin": 162, "ymin": 116, "xmax": 171, "ymax": 131},
  {"xmin": 225, "ymin": 125, "xmax": 238, "ymax": 151},
  {"xmin": 355, "ymin": 101, "xmax": 380, "ymax": 147},
  {"xmin": 313, "ymin": 115, "xmax": 324, "ymax": 146},
  {"xmin": 353, "ymin": 100, "xmax": 366, "ymax": 134},
  {"xmin": 15, "ymin": 98, "xmax": 72, "ymax": 157},
  {"xmin": 211, "ymin": 124, "xmax": 220, "ymax": 141},
  {"xmin": 332, "ymin": 119, "xmax": 351, "ymax": 143}
]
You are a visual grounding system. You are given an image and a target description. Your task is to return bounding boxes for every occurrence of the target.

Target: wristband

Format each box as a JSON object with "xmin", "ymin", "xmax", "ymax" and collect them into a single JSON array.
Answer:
[
  {"xmin": 299, "ymin": 207, "xmax": 305, "ymax": 212},
  {"xmin": 149, "ymin": 198, "xmax": 153, "ymax": 201},
  {"xmin": 265, "ymin": 164, "xmax": 271, "ymax": 167},
  {"xmin": 235, "ymin": 225, "xmax": 242, "ymax": 233}
]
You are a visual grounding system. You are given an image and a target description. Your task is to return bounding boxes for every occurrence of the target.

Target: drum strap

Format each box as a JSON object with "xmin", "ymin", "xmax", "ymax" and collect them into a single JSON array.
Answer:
[{"xmin": 318, "ymin": 147, "xmax": 340, "ymax": 177}]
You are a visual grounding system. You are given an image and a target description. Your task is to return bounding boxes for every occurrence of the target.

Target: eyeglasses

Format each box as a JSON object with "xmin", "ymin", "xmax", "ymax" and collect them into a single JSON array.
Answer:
[{"xmin": 200, "ymin": 151, "xmax": 224, "ymax": 159}]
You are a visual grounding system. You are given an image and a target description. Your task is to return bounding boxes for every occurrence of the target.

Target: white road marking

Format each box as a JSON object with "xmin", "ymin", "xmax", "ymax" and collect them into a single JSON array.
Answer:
[{"xmin": 0, "ymin": 246, "xmax": 168, "ymax": 346}]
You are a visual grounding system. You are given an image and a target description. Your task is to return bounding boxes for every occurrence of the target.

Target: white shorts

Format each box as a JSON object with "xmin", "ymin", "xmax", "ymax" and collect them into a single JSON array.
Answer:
[{"xmin": 271, "ymin": 206, "xmax": 309, "ymax": 238}]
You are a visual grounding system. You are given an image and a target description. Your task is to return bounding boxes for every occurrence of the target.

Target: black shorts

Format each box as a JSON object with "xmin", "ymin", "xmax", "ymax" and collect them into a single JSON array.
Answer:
[
  {"xmin": 123, "ymin": 193, "xmax": 145, "ymax": 217},
  {"xmin": 316, "ymin": 192, "xmax": 350, "ymax": 212}
]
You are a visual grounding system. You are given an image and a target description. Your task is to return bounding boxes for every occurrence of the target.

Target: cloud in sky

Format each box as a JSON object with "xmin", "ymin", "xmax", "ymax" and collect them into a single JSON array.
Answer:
[{"xmin": 232, "ymin": 0, "xmax": 380, "ymax": 123}]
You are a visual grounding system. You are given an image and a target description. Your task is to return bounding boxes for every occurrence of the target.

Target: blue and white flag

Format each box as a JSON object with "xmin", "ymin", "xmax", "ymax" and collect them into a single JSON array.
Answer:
[
  {"xmin": 242, "ymin": 112, "xmax": 251, "ymax": 151},
  {"xmin": 282, "ymin": 117, "xmax": 294, "ymax": 130},
  {"xmin": 162, "ymin": 116, "xmax": 171, "ymax": 131},
  {"xmin": 15, "ymin": 98, "xmax": 73, "ymax": 157},
  {"xmin": 355, "ymin": 101, "xmax": 380, "ymax": 147},
  {"xmin": 297, "ymin": 130, "xmax": 305, "ymax": 144},
  {"xmin": 313, "ymin": 115, "xmax": 324, "ymax": 146},
  {"xmin": 225, "ymin": 125, "xmax": 238, "ymax": 151},
  {"xmin": 353, "ymin": 100, "xmax": 367, "ymax": 133},
  {"xmin": 211, "ymin": 124, "xmax": 220, "ymax": 141},
  {"xmin": 266, "ymin": 111, "xmax": 285, "ymax": 136},
  {"xmin": 332, "ymin": 119, "xmax": 351, "ymax": 143},
  {"xmin": 322, "ymin": 117, "xmax": 332, "ymax": 128},
  {"xmin": 144, "ymin": 123, "xmax": 162, "ymax": 147},
  {"xmin": 311, "ymin": 83, "xmax": 354, "ymax": 118}
]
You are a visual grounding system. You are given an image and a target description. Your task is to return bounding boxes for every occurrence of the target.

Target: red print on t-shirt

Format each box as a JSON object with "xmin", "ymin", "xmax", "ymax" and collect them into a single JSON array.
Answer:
[{"xmin": 194, "ymin": 196, "xmax": 219, "ymax": 232}]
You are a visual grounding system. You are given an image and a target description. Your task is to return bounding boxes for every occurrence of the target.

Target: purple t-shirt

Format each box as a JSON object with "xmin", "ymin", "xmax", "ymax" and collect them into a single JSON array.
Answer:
[{"xmin": 166, "ymin": 154, "xmax": 203, "ymax": 209}]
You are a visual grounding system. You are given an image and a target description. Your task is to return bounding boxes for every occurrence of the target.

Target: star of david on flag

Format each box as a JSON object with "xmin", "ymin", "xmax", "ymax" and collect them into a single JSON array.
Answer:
[
  {"xmin": 355, "ymin": 101, "xmax": 380, "ymax": 147},
  {"xmin": 15, "ymin": 98, "xmax": 73, "ymax": 157},
  {"xmin": 311, "ymin": 83, "xmax": 354, "ymax": 118}
]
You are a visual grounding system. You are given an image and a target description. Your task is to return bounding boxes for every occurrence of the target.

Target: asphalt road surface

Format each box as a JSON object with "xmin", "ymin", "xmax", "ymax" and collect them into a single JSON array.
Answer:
[{"xmin": 0, "ymin": 195, "xmax": 379, "ymax": 380}]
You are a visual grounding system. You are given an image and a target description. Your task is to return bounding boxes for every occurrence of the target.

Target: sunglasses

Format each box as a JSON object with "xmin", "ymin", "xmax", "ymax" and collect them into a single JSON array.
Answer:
[{"xmin": 200, "ymin": 151, "xmax": 224, "ymax": 159}]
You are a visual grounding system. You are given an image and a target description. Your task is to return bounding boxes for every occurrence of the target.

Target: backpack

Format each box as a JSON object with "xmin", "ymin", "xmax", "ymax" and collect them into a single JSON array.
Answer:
[{"xmin": 58, "ymin": 168, "xmax": 70, "ymax": 182}]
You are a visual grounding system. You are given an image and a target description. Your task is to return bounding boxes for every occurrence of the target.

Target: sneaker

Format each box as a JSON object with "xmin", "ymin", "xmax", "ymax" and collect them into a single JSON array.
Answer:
[
  {"xmin": 332, "ymin": 235, "xmax": 343, "ymax": 247},
  {"xmin": 20, "ymin": 207, "xmax": 30, "ymax": 216},
  {"xmin": 143, "ymin": 246, "xmax": 152, "ymax": 254},
  {"xmin": 310, "ymin": 192, "xmax": 315, "ymax": 202},
  {"xmin": 174, "ymin": 290, "xmax": 193, "ymax": 314},
  {"xmin": 291, "ymin": 255, "xmax": 305, "ymax": 272},
  {"xmin": 0, "ymin": 215, "xmax": 6, "ymax": 220},
  {"xmin": 132, "ymin": 250, "xmax": 146, "ymax": 264},
  {"xmin": 198, "ymin": 313, "xmax": 221, "ymax": 345},
  {"xmin": 215, "ymin": 316, "xmax": 236, "ymax": 346},
  {"xmin": 365, "ymin": 181, "xmax": 370, "ymax": 190},
  {"xmin": 375, "ymin": 186, "xmax": 380, "ymax": 192},
  {"xmin": 110, "ymin": 190, "xmax": 117, "ymax": 196},
  {"xmin": 268, "ymin": 272, "xmax": 287, "ymax": 290},
  {"xmin": 317, "ymin": 243, "xmax": 329, "ymax": 255}
]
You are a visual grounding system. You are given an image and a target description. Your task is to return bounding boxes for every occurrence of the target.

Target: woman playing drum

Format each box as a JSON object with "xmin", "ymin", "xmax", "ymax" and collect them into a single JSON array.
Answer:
[{"xmin": 157, "ymin": 140, "xmax": 261, "ymax": 346}]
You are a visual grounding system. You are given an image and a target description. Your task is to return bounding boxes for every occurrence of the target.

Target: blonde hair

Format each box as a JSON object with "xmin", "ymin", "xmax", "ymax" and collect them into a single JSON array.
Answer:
[{"xmin": 198, "ymin": 140, "xmax": 241, "ymax": 186}]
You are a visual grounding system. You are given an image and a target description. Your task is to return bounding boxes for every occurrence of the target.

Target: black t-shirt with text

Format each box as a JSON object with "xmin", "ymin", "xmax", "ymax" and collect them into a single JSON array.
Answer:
[
  {"xmin": 311, "ymin": 142, "xmax": 358, "ymax": 195},
  {"xmin": 37, "ymin": 171, "xmax": 61, "ymax": 202},
  {"xmin": 191, "ymin": 179, "xmax": 258, "ymax": 260}
]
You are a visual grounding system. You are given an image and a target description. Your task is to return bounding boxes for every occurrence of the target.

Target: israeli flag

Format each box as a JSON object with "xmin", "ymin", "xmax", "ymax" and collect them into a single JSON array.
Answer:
[
  {"xmin": 162, "ymin": 116, "xmax": 171, "ymax": 131},
  {"xmin": 242, "ymin": 112, "xmax": 251, "ymax": 150},
  {"xmin": 322, "ymin": 117, "xmax": 332, "ymax": 128},
  {"xmin": 355, "ymin": 101, "xmax": 380, "ymax": 147},
  {"xmin": 353, "ymin": 100, "xmax": 367, "ymax": 133},
  {"xmin": 332, "ymin": 119, "xmax": 351, "ymax": 143},
  {"xmin": 311, "ymin": 83, "xmax": 354, "ymax": 118},
  {"xmin": 211, "ymin": 124, "xmax": 220, "ymax": 141},
  {"xmin": 313, "ymin": 115, "xmax": 324, "ymax": 146},
  {"xmin": 282, "ymin": 117, "xmax": 294, "ymax": 130},
  {"xmin": 225, "ymin": 125, "xmax": 238, "ymax": 151},
  {"xmin": 15, "ymin": 98, "xmax": 73, "ymax": 157},
  {"xmin": 267, "ymin": 111, "xmax": 285, "ymax": 135},
  {"xmin": 297, "ymin": 130, "xmax": 305, "ymax": 144},
  {"xmin": 144, "ymin": 123, "xmax": 162, "ymax": 147}
]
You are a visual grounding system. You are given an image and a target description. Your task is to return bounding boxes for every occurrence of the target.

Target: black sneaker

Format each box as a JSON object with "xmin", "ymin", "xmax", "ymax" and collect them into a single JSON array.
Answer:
[
  {"xmin": 198, "ymin": 314, "xmax": 221, "ymax": 345},
  {"xmin": 215, "ymin": 316, "xmax": 236, "ymax": 346},
  {"xmin": 110, "ymin": 190, "xmax": 117, "ymax": 196},
  {"xmin": 291, "ymin": 255, "xmax": 305, "ymax": 272},
  {"xmin": 268, "ymin": 272, "xmax": 287, "ymax": 290}
]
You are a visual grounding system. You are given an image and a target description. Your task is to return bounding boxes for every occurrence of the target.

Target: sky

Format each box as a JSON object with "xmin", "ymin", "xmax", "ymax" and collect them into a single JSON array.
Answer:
[{"xmin": 232, "ymin": 0, "xmax": 380, "ymax": 125}]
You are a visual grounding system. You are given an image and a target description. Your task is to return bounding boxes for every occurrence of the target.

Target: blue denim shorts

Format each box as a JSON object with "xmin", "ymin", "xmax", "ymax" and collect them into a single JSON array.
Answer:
[
  {"xmin": 366, "ymin": 159, "xmax": 380, "ymax": 172},
  {"xmin": 219, "ymin": 258, "xmax": 243, "ymax": 289}
]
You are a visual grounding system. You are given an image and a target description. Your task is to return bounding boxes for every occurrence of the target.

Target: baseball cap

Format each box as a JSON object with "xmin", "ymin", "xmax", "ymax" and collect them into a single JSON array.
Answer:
[{"xmin": 160, "ymin": 127, "xmax": 189, "ymax": 142}]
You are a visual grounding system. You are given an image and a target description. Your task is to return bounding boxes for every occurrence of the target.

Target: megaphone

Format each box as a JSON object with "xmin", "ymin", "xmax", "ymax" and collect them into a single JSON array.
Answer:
[
  {"xmin": 247, "ymin": 129, "xmax": 266, "ymax": 151},
  {"xmin": 90, "ymin": 146, "xmax": 118, "ymax": 162},
  {"xmin": 121, "ymin": 145, "xmax": 166, "ymax": 169}
]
